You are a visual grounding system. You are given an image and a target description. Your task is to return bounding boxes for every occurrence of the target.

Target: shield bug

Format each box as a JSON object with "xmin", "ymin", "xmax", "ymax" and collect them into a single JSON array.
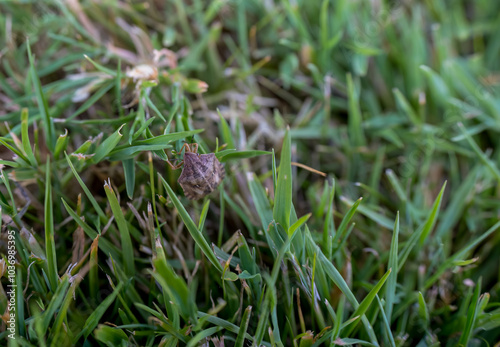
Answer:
[{"xmin": 168, "ymin": 143, "xmax": 225, "ymax": 200}]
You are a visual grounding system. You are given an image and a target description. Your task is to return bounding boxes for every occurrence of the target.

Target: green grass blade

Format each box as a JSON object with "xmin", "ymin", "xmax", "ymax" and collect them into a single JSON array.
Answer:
[
  {"xmin": 235, "ymin": 306, "xmax": 253, "ymax": 347},
  {"xmin": 305, "ymin": 231, "xmax": 378, "ymax": 343},
  {"xmin": 418, "ymin": 181, "xmax": 447, "ymax": 245},
  {"xmin": 54, "ymin": 129, "xmax": 69, "ymax": 160},
  {"xmin": 122, "ymin": 158, "xmax": 135, "ymax": 199},
  {"xmin": 77, "ymin": 282, "xmax": 124, "ymax": 340},
  {"xmin": 94, "ymin": 325, "xmax": 129, "ymax": 346},
  {"xmin": 83, "ymin": 54, "xmax": 117, "ymax": 76},
  {"xmin": 334, "ymin": 197, "xmax": 362, "ymax": 245},
  {"xmin": 27, "ymin": 40, "xmax": 55, "ymax": 151},
  {"xmin": 159, "ymin": 175, "xmax": 223, "ymax": 273},
  {"xmin": 145, "ymin": 95, "xmax": 166, "ymax": 122},
  {"xmin": 51, "ymin": 279, "xmax": 80, "ymax": 343},
  {"xmin": 1, "ymin": 137, "xmax": 30, "ymax": 166},
  {"xmin": 67, "ymin": 80, "xmax": 114, "ymax": 120},
  {"xmin": 64, "ymin": 152, "xmax": 107, "ymax": 222},
  {"xmin": 385, "ymin": 212, "xmax": 399, "ymax": 323},
  {"xmin": 104, "ymin": 179, "xmax": 135, "ymax": 277},
  {"xmin": 216, "ymin": 150, "xmax": 271, "ymax": 162},
  {"xmin": 150, "ymin": 241, "xmax": 198, "ymax": 322},
  {"xmin": 44, "ymin": 158, "xmax": 58, "ymax": 290},
  {"xmin": 343, "ymin": 268, "xmax": 392, "ymax": 337},
  {"xmin": 458, "ymin": 278, "xmax": 482, "ymax": 346},
  {"xmin": 92, "ymin": 124, "xmax": 125, "ymax": 163},
  {"xmin": 89, "ymin": 236, "xmax": 99, "ymax": 301},
  {"xmin": 457, "ymin": 122, "xmax": 500, "ymax": 182},
  {"xmin": 186, "ymin": 326, "xmax": 222, "ymax": 347},
  {"xmin": 127, "ymin": 129, "xmax": 203, "ymax": 147},
  {"xmin": 218, "ymin": 111, "xmax": 236, "ymax": 149},
  {"xmin": 322, "ymin": 179, "xmax": 335, "ymax": 257},
  {"xmin": 347, "ymin": 73, "xmax": 366, "ymax": 147},
  {"xmin": 425, "ymin": 222, "xmax": 500, "ymax": 289},
  {"xmin": 376, "ymin": 296, "xmax": 396, "ymax": 347},
  {"xmin": 108, "ymin": 143, "xmax": 173, "ymax": 161},
  {"xmin": 20, "ymin": 108, "xmax": 36, "ymax": 166},
  {"xmin": 60, "ymin": 198, "xmax": 121, "ymax": 261},
  {"xmin": 417, "ymin": 292, "xmax": 430, "ymax": 328},
  {"xmin": 393, "ymin": 88, "xmax": 421, "ymax": 126},
  {"xmin": 273, "ymin": 127, "xmax": 292, "ymax": 231},
  {"xmin": 341, "ymin": 196, "xmax": 393, "ymax": 229},
  {"xmin": 288, "ymin": 213, "xmax": 311, "ymax": 238},
  {"xmin": 40, "ymin": 277, "xmax": 70, "ymax": 335},
  {"xmin": 247, "ymin": 172, "xmax": 274, "ymax": 231}
]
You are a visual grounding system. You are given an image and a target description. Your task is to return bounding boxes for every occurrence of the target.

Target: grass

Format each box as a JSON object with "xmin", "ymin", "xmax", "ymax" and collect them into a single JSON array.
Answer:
[{"xmin": 1, "ymin": 0, "xmax": 500, "ymax": 346}]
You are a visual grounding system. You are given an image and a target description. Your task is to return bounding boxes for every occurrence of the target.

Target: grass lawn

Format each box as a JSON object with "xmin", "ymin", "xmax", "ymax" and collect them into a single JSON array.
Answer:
[{"xmin": 1, "ymin": 0, "xmax": 500, "ymax": 346}]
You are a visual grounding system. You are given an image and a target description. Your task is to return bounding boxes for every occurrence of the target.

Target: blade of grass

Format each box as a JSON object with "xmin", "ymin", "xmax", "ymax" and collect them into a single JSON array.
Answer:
[
  {"xmin": 218, "ymin": 110, "xmax": 236, "ymax": 149},
  {"xmin": 457, "ymin": 122, "xmax": 500, "ymax": 182},
  {"xmin": 20, "ymin": 108, "xmax": 36, "ymax": 166},
  {"xmin": 64, "ymin": 152, "xmax": 107, "ymax": 222},
  {"xmin": 273, "ymin": 127, "xmax": 292, "ymax": 231},
  {"xmin": 376, "ymin": 296, "xmax": 396, "ymax": 347},
  {"xmin": 425, "ymin": 221, "xmax": 500, "ymax": 289},
  {"xmin": 347, "ymin": 73, "xmax": 366, "ymax": 147},
  {"xmin": 52, "ymin": 278, "xmax": 81, "ymax": 343},
  {"xmin": 40, "ymin": 277, "xmax": 70, "ymax": 335},
  {"xmin": 343, "ymin": 269, "xmax": 392, "ymax": 337},
  {"xmin": 54, "ymin": 129, "xmax": 69, "ymax": 160},
  {"xmin": 216, "ymin": 150, "xmax": 271, "ymax": 162},
  {"xmin": 104, "ymin": 179, "xmax": 135, "ymax": 277},
  {"xmin": 27, "ymin": 40, "xmax": 55, "ymax": 151},
  {"xmin": 159, "ymin": 175, "xmax": 223, "ymax": 273},
  {"xmin": 92, "ymin": 124, "xmax": 125, "ymax": 163},
  {"xmin": 150, "ymin": 240, "xmax": 197, "ymax": 321},
  {"xmin": 305, "ymin": 229, "xmax": 378, "ymax": 344},
  {"xmin": 44, "ymin": 158, "xmax": 58, "ymax": 291},
  {"xmin": 60, "ymin": 198, "xmax": 121, "ymax": 261},
  {"xmin": 76, "ymin": 282, "xmax": 124, "ymax": 340},
  {"xmin": 418, "ymin": 181, "xmax": 447, "ymax": 245},
  {"xmin": 235, "ymin": 306, "xmax": 253, "ymax": 347},
  {"xmin": 123, "ymin": 158, "xmax": 135, "ymax": 199},
  {"xmin": 322, "ymin": 178, "xmax": 335, "ymax": 257},
  {"xmin": 67, "ymin": 80, "xmax": 114, "ymax": 120},
  {"xmin": 458, "ymin": 278, "xmax": 482, "ymax": 346},
  {"xmin": 417, "ymin": 292, "xmax": 430, "ymax": 328},
  {"xmin": 89, "ymin": 236, "xmax": 99, "ymax": 301},
  {"xmin": 333, "ymin": 197, "xmax": 362, "ymax": 246},
  {"xmin": 385, "ymin": 212, "xmax": 399, "ymax": 323}
]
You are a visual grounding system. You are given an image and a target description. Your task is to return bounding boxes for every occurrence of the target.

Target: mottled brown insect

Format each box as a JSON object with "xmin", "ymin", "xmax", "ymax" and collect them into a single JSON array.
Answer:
[{"xmin": 168, "ymin": 143, "xmax": 225, "ymax": 200}]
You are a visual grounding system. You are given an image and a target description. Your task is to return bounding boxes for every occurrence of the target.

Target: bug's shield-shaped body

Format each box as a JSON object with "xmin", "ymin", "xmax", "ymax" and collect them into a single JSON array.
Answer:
[{"xmin": 178, "ymin": 152, "xmax": 225, "ymax": 200}]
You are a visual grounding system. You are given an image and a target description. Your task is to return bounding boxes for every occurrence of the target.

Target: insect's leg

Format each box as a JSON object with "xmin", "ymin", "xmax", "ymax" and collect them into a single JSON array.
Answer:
[
  {"xmin": 167, "ymin": 152, "xmax": 185, "ymax": 169},
  {"xmin": 178, "ymin": 142, "xmax": 191, "ymax": 154},
  {"xmin": 173, "ymin": 161, "xmax": 184, "ymax": 169},
  {"xmin": 191, "ymin": 143, "xmax": 199, "ymax": 154},
  {"xmin": 166, "ymin": 159, "xmax": 179, "ymax": 170}
]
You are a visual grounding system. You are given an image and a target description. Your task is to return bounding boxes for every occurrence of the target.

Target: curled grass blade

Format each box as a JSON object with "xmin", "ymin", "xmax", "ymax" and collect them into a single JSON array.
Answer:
[{"xmin": 92, "ymin": 124, "xmax": 125, "ymax": 163}]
